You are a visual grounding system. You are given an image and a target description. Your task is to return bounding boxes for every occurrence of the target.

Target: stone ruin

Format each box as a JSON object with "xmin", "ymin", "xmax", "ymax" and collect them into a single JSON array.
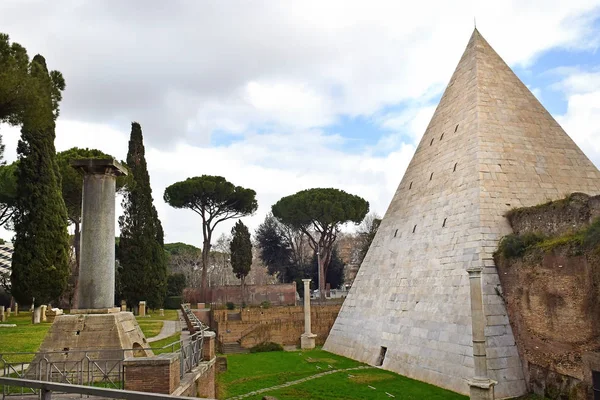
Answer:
[{"xmin": 324, "ymin": 29, "xmax": 600, "ymax": 399}]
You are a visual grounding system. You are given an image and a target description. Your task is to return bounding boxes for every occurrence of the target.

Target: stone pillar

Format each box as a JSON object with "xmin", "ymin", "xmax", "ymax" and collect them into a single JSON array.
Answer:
[
  {"xmin": 467, "ymin": 267, "xmax": 496, "ymax": 400},
  {"xmin": 14, "ymin": 302, "xmax": 18, "ymax": 315},
  {"xmin": 300, "ymin": 279, "xmax": 316, "ymax": 349},
  {"xmin": 72, "ymin": 159, "xmax": 127, "ymax": 310},
  {"xmin": 139, "ymin": 301, "xmax": 146, "ymax": 317},
  {"xmin": 121, "ymin": 300, "xmax": 127, "ymax": 312},
  {"xmin": 202, "ymin": 331, "xmax": 216, "ymax": 361},
  {"xmin": 0, "ymin": 305, "xmax": 4, "ymax": 322},
  {"xmin": 6, "ymin": 308, "xmax": 10, "ymax": 317},
  {"xmin": 159, "ymin": 308, "xmax": 164, "ymax": 316},
  {"xmin": 197, "ymin": 303, "xmax": 204, "ymax": 309},
  {"xmin": 40, "ymin": 305, "xmax": 47, "ymax": 322}
]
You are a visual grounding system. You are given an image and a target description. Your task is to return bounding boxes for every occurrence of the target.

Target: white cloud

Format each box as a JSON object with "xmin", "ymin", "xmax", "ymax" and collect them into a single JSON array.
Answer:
[{"xmin": 1, "ymin": 1, "xmax": 600, "ymax": 247}]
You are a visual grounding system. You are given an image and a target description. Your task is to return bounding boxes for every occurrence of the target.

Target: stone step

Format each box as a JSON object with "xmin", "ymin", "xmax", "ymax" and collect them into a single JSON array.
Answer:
[{"xmin": 221, "ymin": 343, "xmax": 249, "ymax": 354}]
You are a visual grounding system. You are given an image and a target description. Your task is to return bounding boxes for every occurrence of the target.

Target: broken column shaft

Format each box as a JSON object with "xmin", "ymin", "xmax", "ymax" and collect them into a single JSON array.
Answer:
[{"xmin": 72, "ymin": 159, "xmax": 127, "ymax": 310}]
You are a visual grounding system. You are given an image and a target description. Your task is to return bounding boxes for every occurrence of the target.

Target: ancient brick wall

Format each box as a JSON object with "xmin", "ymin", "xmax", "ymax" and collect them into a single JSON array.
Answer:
[
  {"xmin": 495, "ymin": 197, "xmax": 600, "ymax": 399},
  {"xmin": 184, "ymin": 283, "xmax": 297, "ymax": 306},
  {"xmin": 213, "ymin": 304, "xmax": 341, "ymax": 348},
  {"xmin": 123, "ymin": 353, "xmax": 180, "ymax": 394}
]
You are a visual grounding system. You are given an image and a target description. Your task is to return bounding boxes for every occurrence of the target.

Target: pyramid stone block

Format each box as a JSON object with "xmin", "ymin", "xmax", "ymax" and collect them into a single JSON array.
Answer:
[{"xmin": 324, "ymin": 29, "xmax": 600, "ymax": 398}]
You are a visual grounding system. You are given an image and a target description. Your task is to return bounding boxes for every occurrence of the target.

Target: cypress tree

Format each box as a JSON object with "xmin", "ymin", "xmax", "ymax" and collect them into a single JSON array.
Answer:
[
  {"xmin": 230, "ymin": 220, "xmax": 252, "ymax": 303},
  {"xmin": 118, "ymin": 122, "xmax": 167, "ymax": 309},
  {"xmin": 11, "ymin": 55, "xmax": 69, "ymax": 308}
]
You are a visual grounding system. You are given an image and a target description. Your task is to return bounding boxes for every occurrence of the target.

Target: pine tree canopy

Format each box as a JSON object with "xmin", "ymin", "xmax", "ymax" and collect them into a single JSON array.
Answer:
[{"xmin": 118, "ymin": 122, "xmax": 167, "ymax": 309}]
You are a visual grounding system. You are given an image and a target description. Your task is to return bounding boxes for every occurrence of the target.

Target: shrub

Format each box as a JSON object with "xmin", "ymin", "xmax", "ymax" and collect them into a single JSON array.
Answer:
[
  {"xmin": 226, "ymin": 302, "xmax": 235, "ymax": 310},
  {"xmin": 260, "ymin": 300, "xmax": 271, "ymax": 309},
  {"xmin": 497, "ymin": 233, "xmax": 545, "ymax": 258},
  {"xmin": 241, "ymin": 302, "xmax": 247, "ymax": 309},
  {"xmin": 249, "ymin": 342, "xmax": 283, "ymax": 353},
  {"xmin": 164, "ymin": 296, "xmax": 183, "ymax": 309}
]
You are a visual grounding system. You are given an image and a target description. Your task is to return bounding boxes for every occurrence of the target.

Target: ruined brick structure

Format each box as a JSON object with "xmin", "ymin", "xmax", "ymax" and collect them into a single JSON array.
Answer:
[{"xmin": 324, "ymin": 29, "xmax": 600, "ymax": 398}]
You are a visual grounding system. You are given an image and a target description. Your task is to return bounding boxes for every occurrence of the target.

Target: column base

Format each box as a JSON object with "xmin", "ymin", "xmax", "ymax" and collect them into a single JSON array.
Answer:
[
  {"xmin": 70, "ymin": 307, "xmax": 121, "ymax": 314},
  {"xmin": 300, "ymin": 333, "xmax": 317, "ymax": 349},
  {"xmin": 467, "ymin": 378, "xmax": 497, "ymax": 400}
]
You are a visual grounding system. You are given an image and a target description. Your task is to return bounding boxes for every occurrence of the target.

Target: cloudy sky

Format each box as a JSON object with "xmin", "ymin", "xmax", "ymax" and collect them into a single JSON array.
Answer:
[{"xmin": 0, "ymin": 1, "xmax": 599, "ymax": 247}]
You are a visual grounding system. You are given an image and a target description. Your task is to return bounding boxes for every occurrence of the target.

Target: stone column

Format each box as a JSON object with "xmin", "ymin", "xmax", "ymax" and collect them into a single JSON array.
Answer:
[
  {"xmin": 159, "ymin": 309, "xmax": 164, "ymax": 316},
  {"xmin": 467, "ymin": 267, "xmax": 496, "ymax": 400},
  {"xmin": 300, "ymin": 279, "xmax": 316, "ymax": 349},
  {"xmin": 121, "ymin": 300, "xmax": 127, "ymax": 312},
  {"xmin": 40, "ymin": 305, "xmax": 47, "ymax": 322},
  {"xmin": 72, "ymin": 159, "xmax": 127, "ymax": 310},
  {"xmin": 14, "ymin": 302, "xmax": 18, "ymax": 315},
  {"xmin": 139, "ymin": 301, "xmax": 146, "ymax": 317},
  {"xmin": 0, "ymin": 305, "xmax": 5, "ymax": 322},
  {"xmin": 6, "ymin": 308, "xmax": 10, "ymax": 317}
]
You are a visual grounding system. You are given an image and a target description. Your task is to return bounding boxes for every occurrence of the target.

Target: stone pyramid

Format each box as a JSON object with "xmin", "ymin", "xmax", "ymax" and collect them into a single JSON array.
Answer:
[{"xmin": 324, "ymin": 29, "xmax": 600, "ymax": 398}]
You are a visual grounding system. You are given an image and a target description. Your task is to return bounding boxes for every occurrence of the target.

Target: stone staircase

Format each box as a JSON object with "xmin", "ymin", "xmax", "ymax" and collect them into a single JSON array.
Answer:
[{"xmin": 221, "ymin": 342, "xmax": 249, "ymax": 354}]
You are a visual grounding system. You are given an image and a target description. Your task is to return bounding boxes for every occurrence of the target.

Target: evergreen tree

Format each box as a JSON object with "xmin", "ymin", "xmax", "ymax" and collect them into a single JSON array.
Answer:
[
  {"xmin": 118, "ymin": 122, "xmax": 167, "ymax": 309},
  {"xmin": 230, "ymin": 220, "xmax": 252, "ymax": 302},
  {"xmin": 11, "ymin": 55, "xmax": 69, "ymax": 309}
]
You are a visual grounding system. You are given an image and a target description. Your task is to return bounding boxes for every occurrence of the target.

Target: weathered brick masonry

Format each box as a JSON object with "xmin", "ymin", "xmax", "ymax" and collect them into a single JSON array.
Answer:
[
  {"xmin": 213, "ymin": 304, "xmax": 340, "ymax": 348},
  {"xmin": 324, "ymin": 28, "xmax": 600, "ymax": 398}
]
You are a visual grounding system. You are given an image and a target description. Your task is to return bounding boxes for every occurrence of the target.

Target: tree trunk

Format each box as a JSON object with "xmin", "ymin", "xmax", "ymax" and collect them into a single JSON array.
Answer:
[
  {"xmin": 32, "ymin": 305, "xmax": 41, "ymax": 324},
  {"xmin": 72, "ymin": 221, "xmax": 81, "ymax": 307},
  {"xmin": 241, "ymin": 276, "xmax": 245, "ymax": 306},
  {"xmin": 201, "ymin": 239, "xmax": 210, "ymax": 302}
]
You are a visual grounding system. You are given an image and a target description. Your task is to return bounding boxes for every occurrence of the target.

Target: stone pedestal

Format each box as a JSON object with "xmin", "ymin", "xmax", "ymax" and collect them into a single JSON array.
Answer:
[
  {"xmin": 139, "ymin": 301, "xmax": 146, "ymax": 317},
  {"xmin": 202, "ymin": 331, "xmax": 216, "ymax": 361},
  {"xmin": 6, "ymin": 308, "xmax": 10, "ymax": 318},
  {"xmin": 159, "ymin": 308, "xmax": 164, "ymax": 316},
  {"xmin": 121, "ymin": 300, "xmax": 127, "ymax": 312},
  {"xmin": 301, "ymin": 279, "xmax": 316, "ymax": 349},
  {"xmin": 71, "ymin": 159, "xmax": 127, "ymax": 310},
  {"xmin": 468, "ymin": 378, "xmax": 496, "ymax": 400},
  {"xmin": 14, "ymin": 303, "xmax": 18, "ymax": 315},
  {"xmin": 0, "ymin": 305, "xmax": 4, "ymax": 322}
]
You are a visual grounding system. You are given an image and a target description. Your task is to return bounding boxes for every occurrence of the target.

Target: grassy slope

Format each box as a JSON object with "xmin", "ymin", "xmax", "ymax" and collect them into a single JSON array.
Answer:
[{"xmin": 217, "ymin": 348, "xmax": 467, "ymax": 400}]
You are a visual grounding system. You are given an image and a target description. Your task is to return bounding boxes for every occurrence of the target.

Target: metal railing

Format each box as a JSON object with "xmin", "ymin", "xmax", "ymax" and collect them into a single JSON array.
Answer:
[
  {"xmin": 0, "ymin": 377, "xmax": 204, "ymax": 399},
  {"xmin": 1, "ymin": 307, "xmax": 211, "ymax": 398}
]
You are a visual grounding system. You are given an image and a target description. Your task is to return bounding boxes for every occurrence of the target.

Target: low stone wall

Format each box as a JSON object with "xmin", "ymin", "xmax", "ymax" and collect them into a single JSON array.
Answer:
[{"xmin": 213, "ymin": 304, "xmax": 341, "ymax": 348}]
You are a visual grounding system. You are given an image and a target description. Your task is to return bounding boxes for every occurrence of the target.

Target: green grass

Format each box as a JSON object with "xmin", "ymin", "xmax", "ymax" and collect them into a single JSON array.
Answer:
[
  {"xmin": 0, "ymin": 312, "xmax": 51, "ymax": 364},
  {"xmin": 135, "ymin": 309, "xmax": 179, "ymax": 338},
  {"xmin": 217, "ymin": 348, "xmax": 467, "ymax": 399},
  {"xmin": 149, "ymin": 333, "xmax": 181, "ymax": 354}
]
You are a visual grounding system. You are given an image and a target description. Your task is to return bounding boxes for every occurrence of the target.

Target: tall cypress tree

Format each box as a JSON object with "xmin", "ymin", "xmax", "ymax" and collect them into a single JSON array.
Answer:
[
  {"xmin": 118, "ymin": 122, "xmax": 167, "ymax": 309},
  {"xmin": 230, "ymin": 220, "xmax": 252, "ymax": 303},
  {"xmin": 11, "ymin": 55, "xmax": 69, "ymax": 307}
]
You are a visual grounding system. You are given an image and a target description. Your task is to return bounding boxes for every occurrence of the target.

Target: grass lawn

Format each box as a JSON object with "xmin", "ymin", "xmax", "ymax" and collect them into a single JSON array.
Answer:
[
  {"xmin": 0, "ymin": 312, "xmax": 51, "ymax": 364},
  {"xmin": 135, "ymin": 309, "xmax": 179, "ymax": 338},
  {"xmin": 149, "ymin": 333, "xmax": 181, "ymax": 354},
  {"xmin": 217, "ymin": 348, "xmax": 467, "ymax": 400}
]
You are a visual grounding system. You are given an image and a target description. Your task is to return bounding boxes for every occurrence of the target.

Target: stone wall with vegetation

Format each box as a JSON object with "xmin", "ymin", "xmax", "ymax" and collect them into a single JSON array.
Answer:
[
  {"xmin": 212, "ymin": 304, "xmax": 341, "ymax": 348},
  {"xmin": 494, "ymin": 193, "xmax": 600, "ymax": 399}
]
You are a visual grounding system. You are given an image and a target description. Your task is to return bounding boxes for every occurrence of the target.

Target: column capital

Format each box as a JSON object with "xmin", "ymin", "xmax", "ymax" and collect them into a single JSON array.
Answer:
[
  {"xmin": 71, "ymin": 158, "xmax": 128, "ymax": 176},
  {"xmin": 302, "ymin": 279, "xmax": 312, "ymax": 283},
  {"xmin": 466, "ymin": 266, "xmax": 483, "ymax": 277}
]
